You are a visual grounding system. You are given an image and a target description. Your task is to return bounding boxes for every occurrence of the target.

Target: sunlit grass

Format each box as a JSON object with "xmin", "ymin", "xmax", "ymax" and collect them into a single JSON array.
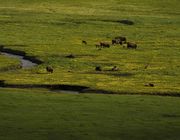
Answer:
[{"xmin": 0, "ymin": 0, "xmax": 179, "ymax": 94}]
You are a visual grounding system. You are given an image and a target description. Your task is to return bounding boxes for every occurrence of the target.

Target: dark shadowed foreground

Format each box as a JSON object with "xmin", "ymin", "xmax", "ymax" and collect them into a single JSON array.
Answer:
[{"xmin": 0, "ymin": 90, "xmax": 179, "ymax": 140}]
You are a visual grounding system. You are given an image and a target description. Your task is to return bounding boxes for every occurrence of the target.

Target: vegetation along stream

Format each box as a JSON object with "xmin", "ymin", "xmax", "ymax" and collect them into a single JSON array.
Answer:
[{"xmin": 1, "ymin": 52, "xmax": 37, "ymax": 69}]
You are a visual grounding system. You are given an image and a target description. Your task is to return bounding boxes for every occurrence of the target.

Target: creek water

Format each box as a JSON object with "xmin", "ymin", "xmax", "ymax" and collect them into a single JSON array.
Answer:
[
  {"xmin": 0, "ymin": 52, "xmax": 82, "ymax": 94},
  {"xmin": 1, "ymin": 52, "xmax": 37, "ymax": 68}
]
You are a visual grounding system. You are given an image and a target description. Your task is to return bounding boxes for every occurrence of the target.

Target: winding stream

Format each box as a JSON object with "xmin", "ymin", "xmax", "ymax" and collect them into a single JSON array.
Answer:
[
  {"xmin": 1, "ymin": 52, "xmax": 38, "ymax": 69},
  {"xmin": 0, "ymin": 51, "xmax": 179, "ymax": 96},
  {"xmin": 0, "ymin": 51, "xmax": 82, "ymax": 94}
]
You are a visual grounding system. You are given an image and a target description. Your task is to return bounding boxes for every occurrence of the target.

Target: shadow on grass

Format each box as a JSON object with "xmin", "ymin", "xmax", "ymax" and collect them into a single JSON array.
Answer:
[
  {"xmin": 39, "ymin": 19, "xmax": 135, "ymax": 26},
  {"xmin": 162, "ymin": 114, "xmax": 180, "ymax": 118},
  {"xmin": 84, "ymin": 71, "xmax": 134, "ymax": 77},
  {"xmin": 99, "ymin": 19, "xmax": 134, "ymax": 25},
  {"xmin": 0, "ymin": 18, "xmax": 135, "ymax": 27},
  {"xmin": 0, "ymin": 80, "xmax": 89, "ymax": 93},
  {"xmin": 108, "ymin": 72, "xmax": 134, "ymax": 77},
  {"xmin": 0, "ymin": 80, "xmax": 180, "ymax": 97}
]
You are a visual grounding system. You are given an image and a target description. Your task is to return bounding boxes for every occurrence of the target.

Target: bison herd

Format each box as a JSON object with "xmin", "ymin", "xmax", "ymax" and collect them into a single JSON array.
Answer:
[
  {"xmin": 46, "ymin": 36, "xmax": 137, "ymax": 73},
  {"xmin": 82, "ymin": 36, "xmax": 137, "ymax": 49},
  {"xmin": 95, "ymin": 36, "xmax": 137, "ymax": 49}
]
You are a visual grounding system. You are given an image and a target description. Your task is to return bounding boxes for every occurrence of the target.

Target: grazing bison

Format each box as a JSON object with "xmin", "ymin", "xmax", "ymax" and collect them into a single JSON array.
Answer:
[
  {"xmin": 149, "ymin": 83, "xmax": 154, "ymax": 87},
  {"xmin": 111, "ymin": 66, "xmax": 119, "ymax": 71},
  {"xmin": 112, "ymin": 39, "xmax": 116, "ymax": 45},
  {"xmin": 0, "ymin": 80, "xmax": 5, "ymax": 86},
  {"xmin": 95, "ymin": 43, "xmax": 101, "ymax": 48},
  {"xmin": 66, "ymin": 54, "xmax": 75, "ymax": 58},
  {"xmin": 95, "ymin": 66, "xmax": 102, "ymax": 71},
  {"xmin": 112, "ymin": 36, "xmax": 126, "ymax": 45},
  {"xmin": 112, "ymin": 39, "xmax": 122, "ymax": 45},
  {"xmin": 100, "ymin": 42, "xmax": 110, "ymax": 48},
  {"xmin": 145, "ymin": 83, "xmax": 155, "ymax": 87},
  {"xmin": 115, "ymin": 36, "xmax": 126, "ymax": 43},
  {"xmin": 46, "ymin": 66, "xmax": 53, "ymax": 73},
  {"xmin": 82, "ymin": 40, "xmax": 87, "ymax": 45},
  {"xmin": 127, "ymin": 42, "xmax": 137, "ymax": 49}
]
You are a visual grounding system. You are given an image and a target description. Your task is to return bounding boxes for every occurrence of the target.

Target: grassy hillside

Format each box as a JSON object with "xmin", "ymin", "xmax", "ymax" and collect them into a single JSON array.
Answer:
[
  {"xmin": 0, "ymin": 1, "xmax": 180, "ymax": 139},
  {"xmin": 0, "ymin": 0, "xmax": 180, "ymax": 94},
  {"xmin": 0, "ymin": 89, "xmax": 180, "ymax": 140}
]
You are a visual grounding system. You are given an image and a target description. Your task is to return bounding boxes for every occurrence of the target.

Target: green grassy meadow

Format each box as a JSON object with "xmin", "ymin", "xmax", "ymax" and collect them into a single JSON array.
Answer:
[
  {"xmin": 0, "ymin": 0, "xmax": 180, "ymax": 139},
  {"xmin": 0, "ymin": 0, "xmax": 179, "ymax": 94},
  {"xmin": 0, "ymin": 89, "xmax": 180, "ymax": 140}
]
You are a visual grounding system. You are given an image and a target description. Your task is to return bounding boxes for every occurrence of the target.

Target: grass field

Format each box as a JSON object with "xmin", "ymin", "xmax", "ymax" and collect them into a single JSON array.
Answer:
[
  {"xmin": 0, "ymin": 0, "xmax": 180, "ymax": 139},
  {"xmin": 0, "ymin": 0, "xmax": 179, "ymax": 94},
  {"xmin": 0, "ymin": 89, "xmax": 180, "ymax": 140}
]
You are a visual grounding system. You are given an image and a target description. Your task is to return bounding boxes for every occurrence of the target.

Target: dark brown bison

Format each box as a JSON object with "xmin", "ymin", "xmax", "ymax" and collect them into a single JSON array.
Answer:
[
  {"xmin": 127, "ymin": 42, "xmax": 137, "ymax": 49},
  {"xmin": 111, "ymin": 66, "xmax": 119, "ymax": 71},
  {"xmin": 145, "ymin": 83, "xmax": 155, "ymax": 87},
  {"xmin": 95, "ymin": 43, "xmax": 101, "ymax": 48},
  {"xmin": 0, "ymin": 80, "xmax": 5, "ymax": 86},
  {"xmin": 149, "ymin": 83, "xmax": 154, "ymax": 87},
  {"xmin": 112, "ymin": 39, "xmax": 122, "ymax": 45},
  {"xmin": 46, "ymin": 66, "xmax": 53, "ymax": 73},
  {"xmin": 112, "ymin": 36, "xmax": 126, "ymax": 45},
  {"xmin": 66, "ymin": 54, "xmax": 75, "ymax": 58},
  {"xmin": 115, "ymin": 36, "xmax": 126, "ymax": 43},
  {"xmin": 100, "ymin": 42, "xmax": 110, "ymax": 48},
  {"xmin": 82, "ymin": 40, "xmax": 87, "ymax": 45},
  {"xmin": 95, "ymin": 66, "xmax": 102, "ymax": 71}
]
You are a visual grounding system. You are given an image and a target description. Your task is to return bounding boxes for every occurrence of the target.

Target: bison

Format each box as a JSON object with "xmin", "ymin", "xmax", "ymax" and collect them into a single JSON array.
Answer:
[
  {"xmin": 95, "ymin": 66, "xmax": 102, "ymax": 71},
  {"xmin": 46, "ymin": 66, "xmax": 53, "ymax": 73},
  {"xmin": 112, "ymin": 36, "xmax": 126, "ymax": 45},
  {"xmin": 145, "ymin": 83, "xmax": 155, "ymax": 87},
  {"xmin": 100, "ymin": 42, "xmax": 110, "ymax": 48},
  {"xmin": 115, "ymin": 36, "xmax": 126, "ymax": 43},
  {"xmin": 111, "ymin": 66, "xmax": 119, "ymax": 71},
  {"xmin": 112, "ymin": 39, "xmax": 123, "ymax": 45},
  {"xmin": 66, "ymin": 54, "xmax": 75, "ymax": 58},
  {"xmin": 112, "ymin": 39, "xmax": 122, "ymax": 45},
  {"xmin": 95, "ymin": 43, "xmax": 101, "ymax": 48},
  {"xmin": 127, "ymin": 42, "xmax": 137, "ymax": 49},
  {"xmin": 82, "ymin": 40, "xmax": 87, "ymax": 45},
  {"xmin": 115, "ymin": 36, "xmax": 126, "ymax": 41}
]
